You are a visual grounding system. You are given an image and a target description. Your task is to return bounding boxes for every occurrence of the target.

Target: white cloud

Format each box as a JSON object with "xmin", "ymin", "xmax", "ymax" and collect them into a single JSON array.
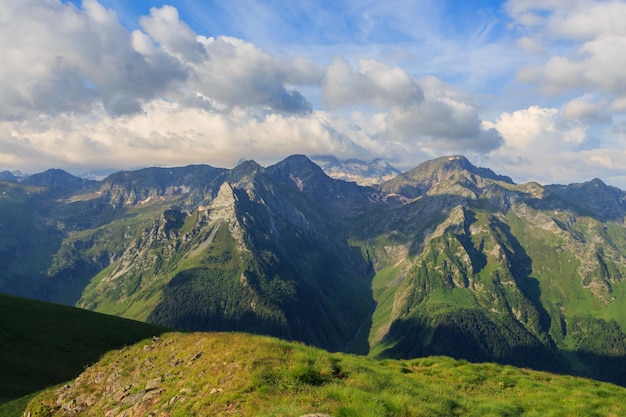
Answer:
[
  {"xmin": 562, "ymin": 96, "xmax": 608, "ymax": 122},
  {"xmin": 0, "ymin": 0, "xmax": 324, "ymax": 121},
  {"xmin": 0, "ymin": 100, "xmax": 370, "ymax": 173},
  {"xmin": 380, "ymin": 76, "xmax": 503, "ymax": 153},
  {"xmin": 321, "ymin": 61, "xmax": 502, "ymax": 154},
  {"xmin": 486, "ymin": 106, "xmax": 587, "ymax": 151},
  {"xmin": 508, "ymin": 0, "xmax": 626, "ymax": 101},
  {"xmin": 480, "ymin": 105, "xmax": 611, "ymax": 184},
  {"xmin": 0, "ymin": 0, "xmax": 187, "ymax": 119},
  {"xmin": 546, "ymin": 1, "xmax": 626, "ymax": 39},
  {"xmin": 322, "ymin": 58, "xmax": 423, "ymax": 109},
  {"xmin": 188, "ymin": 36, "xmax": 321, "ymax": 114},
  {"xmin": 139, "ymin": 5, "xmax": 204, "ymax": 63},
  {"xmin": 516, "ymin": 36, "xmax": 544, "ymax": 53}
]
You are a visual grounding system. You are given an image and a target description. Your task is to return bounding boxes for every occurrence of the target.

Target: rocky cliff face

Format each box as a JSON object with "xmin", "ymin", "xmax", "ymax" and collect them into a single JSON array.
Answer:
[
  {"xmin": 1, "ymin": 154, "xmax": 626, "ymax": 384},
  {"xmin": 311, "ymin": 155, "xmax": 401, "ymax": 186},
  {"xmin": 68, "ymin": 157, "xmax": 375, "ymax": 352}
]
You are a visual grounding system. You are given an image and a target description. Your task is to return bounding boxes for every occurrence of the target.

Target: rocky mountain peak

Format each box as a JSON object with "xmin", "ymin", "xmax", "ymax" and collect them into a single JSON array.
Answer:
[
  {"xmin": 21, "ymin": 168, "xmax": 96, "ymax": 193},
  {"xmin": 310, "ymin": 155, "xmax": 401, "ymax": 186},
  {"xmin": 378, "ymin": 155, "xmax": 512, "ymax": 199},
  {"xmin": 269, "ymin": 154, "xmax": 326, "ymax": 181},
  {"xmin": 228, "ymin": 160, "xmax": 264, "ymax": 193},
  {"xmin": 546, "ymin": 178, "xmax": 626, "ymax": 222},
  {"xmin": 0, "ymin": 170, "xmax": 19, "ymax": 182},
  {"xmin": 267, "ymin": 154, "xmax": 332, "ymax": 194}
]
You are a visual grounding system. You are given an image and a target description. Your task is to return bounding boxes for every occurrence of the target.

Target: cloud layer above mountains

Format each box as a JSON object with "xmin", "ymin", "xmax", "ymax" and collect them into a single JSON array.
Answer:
[{"xmin": 2, "ymin": 0, "xmax": 626, "ymax": 187}]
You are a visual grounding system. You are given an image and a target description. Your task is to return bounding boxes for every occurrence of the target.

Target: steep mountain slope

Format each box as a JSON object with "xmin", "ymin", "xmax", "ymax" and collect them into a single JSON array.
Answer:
[
  {"xmin": 356, "ymin": 156, "xmax": 626, "ymax": 384},
  {"xmin": 1, "ymin": 154, "xmax": 626, "ymax": 386},
  {"xmin": 68, "ymin": 156, "xmax": 375, "ymax": 352},
  {"xmin": 545, "ymin": 178, "xmax": 626, "ymax": 221},
  {"xmin": 377, "ymin": 155, "xmax": 513, "ymax": 198},
  {"xmin": 0, "ymin": 180, "xmax": 70, "ymax": 301},
  {"xmin": 0, "ymin": 293, "xmax": 168, "ymax": 404}
]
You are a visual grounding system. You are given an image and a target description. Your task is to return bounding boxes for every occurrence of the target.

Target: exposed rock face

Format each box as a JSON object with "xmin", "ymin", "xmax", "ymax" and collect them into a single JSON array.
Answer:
[
  {"xmin": 300, "ymin": 414, "xmax": 334, "ymax": 417},
  {"xmin": 207, "ymin": 182, "xmax": 245, "ymax": 243},
  {"xmin": 378, "ymin": 155, "xmax": 512, "ymax": 199},
  {"xmin": 3, "ymin": 154, "xmax": 626, "ymax": 386},
  {"xmin": 311, "ymin": 154, "xmax": 401, "ymax": 185}
]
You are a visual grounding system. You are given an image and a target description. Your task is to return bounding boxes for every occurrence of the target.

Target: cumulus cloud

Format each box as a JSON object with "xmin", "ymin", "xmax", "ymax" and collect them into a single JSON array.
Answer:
[
  {"xmin": 139, "ymin": 5, "xmax": 205, "ymax": 63},
  {"xmin": 486, "ymin": 106, "xmax": 587, "ymax": 151},
  {"xmin": 321, "ymin": 61, "xmax": 502, "ymax": 155},
  {"xmin": 508, "ymin": 0, "xmax": 626, "ymax": 100},
  {"xmin": 0, "ymin": 0, "xmax": 188, "ymax": 119},
  {"xmin": 0, "ymin": 0, "xmax": 323, "ymax": 120},
  {"xmin": 0, "ymin": 101, "xmax": 369, "ymax": 173},
  {"xmin": 189, "ymin": 36, "xmax": 320, "ymax": 114},
  {"xmin": 562, "ymin": 97, "xmax": 609, "ymax": 122},
  {"xmin": 381, "ymin": 76, "xmax": 503, "ymax": 153},
  {"xmin": 138, "ymin": 4, "xmax": 320, "ymax": 114},
  {"xmin": 479, "ymin": 105, "xmax": 613, "ymax": 184},
  {"xmin": 322, "ymin": 58, "xmax": 424, "ymax": 109}
]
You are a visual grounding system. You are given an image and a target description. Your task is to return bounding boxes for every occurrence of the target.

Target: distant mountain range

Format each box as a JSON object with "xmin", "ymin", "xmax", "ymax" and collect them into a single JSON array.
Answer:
[
  {"xmin": 310, "ymin": 155, "xmax": 401, "ymax": 185},
  {"xmin": 1, "ymin": 154, "xmax": 625, "ymax": 386},
  {"xmin": 3, "ymin": 156, "xmax": 401, "ymax": 185}
]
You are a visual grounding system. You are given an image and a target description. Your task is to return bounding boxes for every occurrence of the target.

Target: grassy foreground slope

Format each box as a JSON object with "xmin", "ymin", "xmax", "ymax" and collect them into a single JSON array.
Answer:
[
  {"xmin": 0, "ymin": 293, "xmax": 169, "ymax": 404},
  {"xmin": 27, "ymin": 332, "xmax": 626, "ymax": 417}
]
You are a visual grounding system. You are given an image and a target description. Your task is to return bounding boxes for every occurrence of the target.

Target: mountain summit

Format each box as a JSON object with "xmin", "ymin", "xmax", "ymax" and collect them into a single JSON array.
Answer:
[
  {"xmin": 379, "ymin": 155, "xmax": 513, "ymax": 198},
  {"xmin": 311, "ymin": 155, "xmax": 401, "ymax": 185},
  {"xmin": 1, "ymin": 154, "xmax": 625, "ymax": 385}
]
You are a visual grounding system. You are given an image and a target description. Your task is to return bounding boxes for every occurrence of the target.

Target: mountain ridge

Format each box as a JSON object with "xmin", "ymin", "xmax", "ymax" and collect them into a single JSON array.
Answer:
[
  {"xmin": 1, "ymin": 154, "xmax": 625, "ymax": 386},
  {"xmin": 310, "ymin": 154, "xmax": 402, "ymax": 185}
]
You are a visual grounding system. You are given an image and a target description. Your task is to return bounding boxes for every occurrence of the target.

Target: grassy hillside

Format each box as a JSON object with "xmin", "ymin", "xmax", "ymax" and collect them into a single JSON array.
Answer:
[
  {"xmin": 0, "ymin": 293, "xmax": 169, "ymax": 406},
  {"xmin": 362, "ymin": 192, "xmax": 626, "ymax": 385},
  {"xmin": 26, "ymin": 331, "xmax": 626, "ymax": 417}
]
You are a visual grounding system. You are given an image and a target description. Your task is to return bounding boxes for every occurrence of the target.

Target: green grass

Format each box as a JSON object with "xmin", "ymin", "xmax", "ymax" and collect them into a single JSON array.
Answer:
[
  {"xmin": 25, "ymin": 331, "xmax": 626, "ymax": 417},
  {"xmin": 368, "ymin": 262, "xmax": 406, "ymax": 347},
  {"xmin": 0, "ymin": 293, "xmax": 170, "ymax": 405},
  {"xmin": 506, "ymin": 209, "xmax": 620, "ymax": 323}
]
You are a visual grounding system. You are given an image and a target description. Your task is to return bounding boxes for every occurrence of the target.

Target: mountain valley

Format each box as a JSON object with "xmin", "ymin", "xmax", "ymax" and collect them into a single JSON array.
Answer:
[{"xmin": 1, "ymin": 154, "xmax": 626, "ymax": 388}]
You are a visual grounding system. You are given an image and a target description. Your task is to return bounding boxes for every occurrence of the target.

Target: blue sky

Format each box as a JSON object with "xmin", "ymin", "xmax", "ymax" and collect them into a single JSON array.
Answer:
[{"xmin": 3, "ymin": 0, "xmax": 626, "ymax": 187}]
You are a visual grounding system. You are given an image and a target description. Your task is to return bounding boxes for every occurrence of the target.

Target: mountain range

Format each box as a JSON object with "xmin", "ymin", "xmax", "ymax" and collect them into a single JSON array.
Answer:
[
  {"xmin": 1, "ymin": 154, "xmax": 625, "ymax": 386},
  {"xmin": 310, "ymin": 155, "xmax": 401, "ymax": 185}
]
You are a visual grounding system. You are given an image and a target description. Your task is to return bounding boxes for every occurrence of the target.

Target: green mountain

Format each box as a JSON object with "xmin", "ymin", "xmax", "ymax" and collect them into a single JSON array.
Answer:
[
  {"xmin": 1, "ymin": 154, "xmax": 626, "ymax": 386},
  {"xmin": 24, "ymin": 332, "xmax": 626, "ymax": 417},
  {"xmin": 0, "ymin": 293, "xmax": 168, "ymax": 409},
  {"xmin": 363, "ymin": 156, "xmax": 626, "ymax": 384}
]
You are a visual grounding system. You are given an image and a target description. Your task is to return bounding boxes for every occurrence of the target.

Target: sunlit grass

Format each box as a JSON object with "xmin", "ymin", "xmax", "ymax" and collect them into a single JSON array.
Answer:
[{"xmin": 25, "ymin": 332, "xmax": 626, "ymax": 417}]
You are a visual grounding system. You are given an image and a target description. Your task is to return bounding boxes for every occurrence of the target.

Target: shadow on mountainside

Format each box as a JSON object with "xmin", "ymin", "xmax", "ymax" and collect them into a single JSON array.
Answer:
[
  {"xmin": 371, "ymin": 194, "xmax": 626, "ymax": 387},
  {"xmin": 378, "ymin": 314, "xmax": 626, "ymax": 387},
  {"xmin": 0, "ymin": 294, "xmax": 170, "ymax": 403}
]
